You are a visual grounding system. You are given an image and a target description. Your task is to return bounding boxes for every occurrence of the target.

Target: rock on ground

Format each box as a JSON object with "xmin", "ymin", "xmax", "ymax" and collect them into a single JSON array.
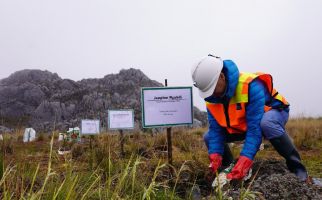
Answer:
[
  {"xmin": 251, "ymin": 160, "xmax": 322, "ymax": 200},
  {"xmin": 202, "ymin": 159, "xmax": 322, "ymax": 200},
  {"xmin": 225, "ymin": 159, "xmax": 322, "ymax": 200}
]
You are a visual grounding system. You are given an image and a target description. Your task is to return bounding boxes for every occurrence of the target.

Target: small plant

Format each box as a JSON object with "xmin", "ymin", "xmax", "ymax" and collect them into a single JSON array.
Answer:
[
  {"xmin": 0, "ymin": 149, "xmax": 3, "ymax": 180},
  {"xmin": 3, "ymin": 135, "xmax": 14, "ymax": 155},
  {"xmin": 190, "ymin": 128, "xmax": 206, "ymax": 136},
  {"xmin": 71, "ymin": 143, "xmax": 84, "ymax": 159},
  {"xmin": 239, "ymin": 187, "xmax": 261, "ymax": 200},
  {"xmin": 142, "ymin": 160, "xmax": 168, "ymax": 200},
  {"xmin": 37, "ymin": 133, "xmax": 45, "ymax": 142}
]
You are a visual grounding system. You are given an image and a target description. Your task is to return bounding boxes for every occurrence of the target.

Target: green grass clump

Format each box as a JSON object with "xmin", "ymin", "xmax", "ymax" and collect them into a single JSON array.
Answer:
[{"xmin": 0, "ymin": 117, "xmax": 321, "ymax": 199}]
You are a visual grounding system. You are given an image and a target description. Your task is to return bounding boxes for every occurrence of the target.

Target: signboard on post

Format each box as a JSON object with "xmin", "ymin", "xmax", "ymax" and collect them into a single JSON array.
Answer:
[
  {"xmin": 108, "ymin": 109, "xmax": 135, "ymax": 130},
  {"xmin": 81, "ymin": 120, "xmax": 100, "ymax": 135},
  {"xmin": 108, "ymin": 109, "xmax": 134, "ymax": 158},
  {"xmin": 141, "ymin": 87, "xmax": 193, "ymax": 128}
]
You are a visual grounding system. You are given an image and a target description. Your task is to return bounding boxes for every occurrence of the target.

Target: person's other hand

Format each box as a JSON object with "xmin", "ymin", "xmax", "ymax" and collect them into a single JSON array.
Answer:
[
  {"xmin": 208, "ymin": 153, "xmax": 222, "ymax": 173},
  {"xmin": 226, "ymin": 156, "xmax": 253, "ymax": 180}
]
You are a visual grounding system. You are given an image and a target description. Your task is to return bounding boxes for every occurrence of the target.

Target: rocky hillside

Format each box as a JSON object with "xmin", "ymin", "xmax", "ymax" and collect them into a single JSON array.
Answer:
[{"xmin": 0, "ymin": 69, "xmax": 207, "ymax": 132}]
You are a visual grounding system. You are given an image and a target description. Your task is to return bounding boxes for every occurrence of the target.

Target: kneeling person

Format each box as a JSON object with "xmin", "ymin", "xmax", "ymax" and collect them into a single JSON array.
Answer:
[{"xmin": 191, "ymin": 55, "xmax": 308, "ymax": 181}]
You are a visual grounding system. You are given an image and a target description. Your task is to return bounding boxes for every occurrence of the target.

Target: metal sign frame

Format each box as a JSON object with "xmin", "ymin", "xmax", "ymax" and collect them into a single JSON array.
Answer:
[
  {"xmin": 81, "ymin": 119, "xmax": 101, "ymax": 135},
  {"xmin": 108, "ymin": 109, "xmax": 135, "ymax": 130},
  {"xmin": 141, "ymin": 86, "xmax": 193, "ymax": 128}
]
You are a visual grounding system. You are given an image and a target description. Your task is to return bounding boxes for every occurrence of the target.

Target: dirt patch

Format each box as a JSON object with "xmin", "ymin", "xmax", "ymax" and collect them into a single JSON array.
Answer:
[
  {"xmin": 164, "ymin": 159, "xmax": 321, "ymax": 199},
  {"xmin": 223, "ymin": 159, "xmax": 322, "ymax": 200},
  {"xmin": 251, "ymin": 160, "xmax": 322, "ymax": 200}
]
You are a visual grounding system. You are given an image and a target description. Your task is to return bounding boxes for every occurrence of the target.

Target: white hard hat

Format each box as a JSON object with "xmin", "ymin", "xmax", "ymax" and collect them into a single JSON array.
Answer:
[{"xmin": 191, "ymin": 55, "xmax": 223, "ymax": 99}]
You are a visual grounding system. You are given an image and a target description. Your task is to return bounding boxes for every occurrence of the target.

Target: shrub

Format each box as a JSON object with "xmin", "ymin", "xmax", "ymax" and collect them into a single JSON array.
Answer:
[
  {"xmin": 37, "ymin": 133, "xmax": 45, "ymax": 142},
  {"xmin": 71, "ymin": 143, "xmax": 84, "ymax": 159}
]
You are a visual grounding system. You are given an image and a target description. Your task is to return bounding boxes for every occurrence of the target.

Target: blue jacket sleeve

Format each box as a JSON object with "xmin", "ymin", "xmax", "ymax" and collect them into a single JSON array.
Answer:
[
  {"xmin": 206, "ymin": 109, "xmax": 226, "ymax": 155},
  {"xmin": 240, "ymin": 80, "xmax": 265, "ymax": 160}
]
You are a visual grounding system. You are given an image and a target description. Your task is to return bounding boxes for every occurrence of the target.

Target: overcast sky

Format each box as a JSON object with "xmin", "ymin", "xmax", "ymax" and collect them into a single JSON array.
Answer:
[{"xmin": 1, "ymin": 0, "xmax": 322, "ymax": 117}]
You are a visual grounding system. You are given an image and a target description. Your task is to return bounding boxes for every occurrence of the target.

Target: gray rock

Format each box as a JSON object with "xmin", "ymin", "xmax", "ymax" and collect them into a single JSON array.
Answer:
[
  {"xmin": 193, "ymin": 119, "xmax": 203, "ymax": 128},
  {"xmin": 190, "ymin": 185, "xmax": 201, "ymax": 200},
  {"xmin": 0, "ymin": 69, "xmax": 60, "ymax": 86},
  {"xmin": 193, "ymin": 107, "xmax": 207, "ymax": 126},
  {"xmin": 33, "ymin": 101, "xmax": 68, "ymax": 122},
  {"xmin": 0, "ymin": 68, "xmax": 207, "ymax": 131},
  {"xmin": 0, "ymin": 126, "xmax": 13, "ymax": 134},
  {"xmin": 313, "ymin": 178, "xmax": 322, "ymax": 187}
]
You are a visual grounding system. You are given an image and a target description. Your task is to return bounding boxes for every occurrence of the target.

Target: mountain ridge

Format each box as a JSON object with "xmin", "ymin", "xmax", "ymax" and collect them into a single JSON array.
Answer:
[{"xmin": 0, "ymin": 68, "xmax": 207, "ymax": 132}]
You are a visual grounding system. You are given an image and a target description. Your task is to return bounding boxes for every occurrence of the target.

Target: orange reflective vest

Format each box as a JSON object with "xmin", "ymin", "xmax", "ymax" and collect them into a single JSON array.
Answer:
[{"xmin": 206, "ymin": 72, "xmax": 289, "ymax": 134}]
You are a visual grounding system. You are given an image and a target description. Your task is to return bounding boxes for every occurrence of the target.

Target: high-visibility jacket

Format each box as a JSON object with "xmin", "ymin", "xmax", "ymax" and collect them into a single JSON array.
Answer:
[{"xmin": 206, "ymin": 72, "xmax": 289, "ymax": 134}]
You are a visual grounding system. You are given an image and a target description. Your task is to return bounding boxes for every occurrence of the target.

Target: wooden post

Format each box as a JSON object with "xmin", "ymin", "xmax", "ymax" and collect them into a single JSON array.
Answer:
[
  {"xmin": 120, "ymin": 130, "xmax": 125, "ymax": 158},
  {"xmin": 89, "ymin": 135, "xmax": 94, "ymax": 170},
  {"xmin": 28, "ymin": 129, "xmax": 31, "ymax": 142},
  {"xmin": 165, "ymin": 79, "xmax": 173, "ymax": 167},
  {"xmin": 1, "ymin": 135, "xmax": 5, "ymax": 179},
  {"xmin": 89, "ymin": 135, "xmax": 93, "ymax": 149},
  {"xmin": 167, "ymin": 127, "xmax": 172, "ymax": 166}
]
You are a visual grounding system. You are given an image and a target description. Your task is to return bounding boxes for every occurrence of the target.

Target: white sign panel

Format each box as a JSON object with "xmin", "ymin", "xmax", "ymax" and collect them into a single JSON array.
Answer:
[
  {"xmin": 141, "ymin": 87, "xmax": 193, "ymax": 127},
  {"xmin": 108, "ymin": 110, "xmax": 134, "ymax": 130},
  {"xmin": 81, "ymin": 120, "xmax": 100, "ymax": 135}
]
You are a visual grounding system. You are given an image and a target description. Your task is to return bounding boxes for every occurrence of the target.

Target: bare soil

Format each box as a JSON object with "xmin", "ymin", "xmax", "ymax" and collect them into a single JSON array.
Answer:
[{"xmin": 224, "ymin": 159, "xmax": 322, "ymax": 200}]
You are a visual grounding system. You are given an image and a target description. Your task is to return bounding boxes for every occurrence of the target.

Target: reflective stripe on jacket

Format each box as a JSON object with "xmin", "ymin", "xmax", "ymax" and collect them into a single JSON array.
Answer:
[{"xmin": 206, "ymin": 72, "xmax": 289, "ymax": 134}]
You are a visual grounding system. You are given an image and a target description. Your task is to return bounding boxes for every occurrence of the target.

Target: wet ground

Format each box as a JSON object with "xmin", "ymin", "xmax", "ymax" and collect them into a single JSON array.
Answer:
[{"xmin": 182, "ymin": 159, "xmax": 322, "ymax": 200}]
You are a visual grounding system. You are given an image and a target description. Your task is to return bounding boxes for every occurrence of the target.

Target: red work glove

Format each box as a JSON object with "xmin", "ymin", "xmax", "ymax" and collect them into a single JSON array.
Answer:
[
  {"xmin": 227, "ymin": 156, "xmax": 253, "ymax": 180},
  {"xmin": 208, "ymin": 153, "xmax": 222, "ymax": 173}
]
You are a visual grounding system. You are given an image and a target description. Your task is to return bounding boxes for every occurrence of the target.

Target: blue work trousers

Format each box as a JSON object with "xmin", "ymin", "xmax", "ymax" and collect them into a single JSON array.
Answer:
[{"xmin": 204, "ymin": 109, "xmax": 289, "ymax": 148}]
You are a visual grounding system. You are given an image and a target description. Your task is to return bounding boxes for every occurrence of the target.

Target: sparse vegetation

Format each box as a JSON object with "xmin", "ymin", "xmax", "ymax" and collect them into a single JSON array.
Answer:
[
  {"xmin": 0, "ymin": 118, "xmax": 321, "ymax": 199},
  {"xmin": 287, "ymin": 117, "xmax": 322, "ymax": 149}
]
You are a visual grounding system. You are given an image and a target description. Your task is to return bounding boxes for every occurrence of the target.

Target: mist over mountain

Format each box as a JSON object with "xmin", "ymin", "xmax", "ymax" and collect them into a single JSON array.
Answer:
[{"xmin": 0, "ymin": 69, "xmax": 207, "ymax": 132}]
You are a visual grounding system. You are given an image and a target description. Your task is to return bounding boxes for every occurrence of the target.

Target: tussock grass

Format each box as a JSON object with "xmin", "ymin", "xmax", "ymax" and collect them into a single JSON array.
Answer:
[
  {"xmin": 287, "ymin": 118, "xmax": 322, "ymax": 149},
  {"xmin": 0, "ymin": 117, "xmax": 321, "ymax": 199},
  {"xmin": 0, "ymin": 133, "xmax": 185, "ymax": 199}
]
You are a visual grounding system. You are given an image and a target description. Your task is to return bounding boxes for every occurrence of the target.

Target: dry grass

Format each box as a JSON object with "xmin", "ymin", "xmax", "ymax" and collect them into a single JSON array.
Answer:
[
  {"xmin": 0, "ymin": 118, "xmax": 321, "ymax": 199},
  {"xmin": 287, "ymin": 117, "xmax": 322, "ymax": 149},
  {"xmin": 0, "ymin": 128, "xmax": 211, "ymax": 199}
]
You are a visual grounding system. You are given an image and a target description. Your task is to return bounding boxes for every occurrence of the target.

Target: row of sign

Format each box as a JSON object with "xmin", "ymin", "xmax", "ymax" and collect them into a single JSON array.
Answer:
[
  {"xmin": 83, "ymin": 87, "xmax": 193, "ymax": 134},
  {"xmin": 82, "ymin": 110, "xmax": 134, "ymax": 135}
]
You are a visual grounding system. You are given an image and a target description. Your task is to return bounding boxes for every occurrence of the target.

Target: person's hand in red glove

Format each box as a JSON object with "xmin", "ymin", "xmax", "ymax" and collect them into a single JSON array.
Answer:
[
  {"xmin": 226, "ymin": 156, "xmax": 253, "ymax": 180},
  {"xmin": 208, "ymin": 153, "xmax": 222, "ymax": 173}
]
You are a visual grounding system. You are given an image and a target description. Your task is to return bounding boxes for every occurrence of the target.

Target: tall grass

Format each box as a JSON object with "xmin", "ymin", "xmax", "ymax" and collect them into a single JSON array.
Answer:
[
  {"xmin": 287, "ymin": 118, "xmax": 322, "ymax": 149},
  {"xmin": 0, "ymin": 134, "xmax": 180, "ymax": 199},
  {"xmin": 1, "ymin": 117, "xmax": 321, "ymax": 199}
]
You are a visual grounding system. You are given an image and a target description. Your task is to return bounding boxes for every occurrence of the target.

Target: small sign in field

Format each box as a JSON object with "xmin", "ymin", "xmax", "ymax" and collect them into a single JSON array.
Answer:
[
  {"xmin": 141, "ymin": 87, "xmax": 193, "ymax": 128},
  {"xmin": 81, "ymin": 119, "xmax": 100, "ymax": 135},
  {"xmin": 108, "ymin": 109, "xmax": 135, "ymax": 130}
]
